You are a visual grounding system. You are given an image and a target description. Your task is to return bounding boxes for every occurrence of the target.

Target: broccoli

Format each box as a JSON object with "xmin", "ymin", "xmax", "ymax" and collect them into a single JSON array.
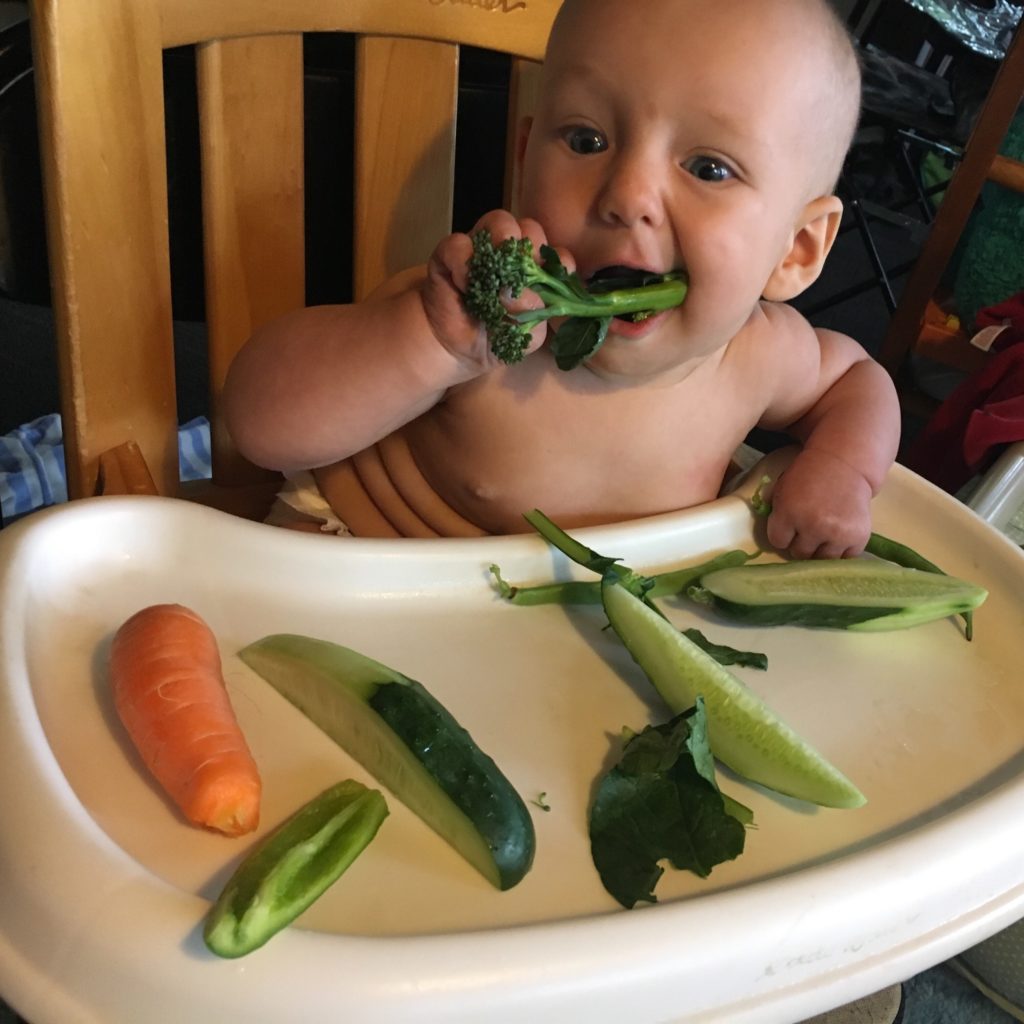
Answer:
[{"xmin": 463, "ymin": 229, "xmax": 688, "ymax": 370}]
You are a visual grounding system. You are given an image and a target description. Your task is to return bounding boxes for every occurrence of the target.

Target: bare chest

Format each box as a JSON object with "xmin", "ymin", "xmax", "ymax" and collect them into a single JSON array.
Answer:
[{"xmin": 405, "ymin": 367, "xmax": 760, "ymax": 533}]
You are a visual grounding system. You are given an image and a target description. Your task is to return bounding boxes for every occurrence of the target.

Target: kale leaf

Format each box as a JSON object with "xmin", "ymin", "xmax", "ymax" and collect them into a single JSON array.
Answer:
[{"xmin": 589, "ymin": 700, "xmax": 750, "ymax": 908}]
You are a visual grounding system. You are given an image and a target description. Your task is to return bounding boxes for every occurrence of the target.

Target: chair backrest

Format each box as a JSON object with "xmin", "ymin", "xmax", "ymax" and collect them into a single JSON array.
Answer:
[
  {"xmin": 30, "ymin": 0, "xmax": 560, "ymax": 513},
  {"xmin": 877, "ymin": 17, "xmax": 1024, "ymax": 404}
]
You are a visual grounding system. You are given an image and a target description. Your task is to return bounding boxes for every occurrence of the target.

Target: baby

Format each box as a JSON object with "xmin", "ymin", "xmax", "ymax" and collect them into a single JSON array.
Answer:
[{"xmin": 224, "ymin": 0, "xmax": 901, "ymax": 558}]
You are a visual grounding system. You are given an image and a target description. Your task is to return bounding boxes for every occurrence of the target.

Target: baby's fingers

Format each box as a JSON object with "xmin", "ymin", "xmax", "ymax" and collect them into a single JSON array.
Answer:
[
  {"xmin": 431, "ymin": 231, "xmax": 475, "ymax": 293},
  {"xmin": 468, "ymin": 212, "xmax": 576, "ymax": 276},
  {"xmin": 517, "ymin": 217, "xmax": 577, "ymax": 277},
  {"xmin": 766, "ymin": 507, "xmax": 869, "ymax": 560}
]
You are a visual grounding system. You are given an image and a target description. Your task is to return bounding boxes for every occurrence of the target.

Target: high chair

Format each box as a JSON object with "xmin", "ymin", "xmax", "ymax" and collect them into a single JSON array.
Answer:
[
  {"xmin": 30, "ymin": 0, "xmax": 559, "ymax": 517},
  {"xmin": 876, "ymin": 14, "xmax": 1024, "ymax": 411},
  {"xmin": 10, "ymin": 7, "xmax": 1024, "ymax": 1024}
]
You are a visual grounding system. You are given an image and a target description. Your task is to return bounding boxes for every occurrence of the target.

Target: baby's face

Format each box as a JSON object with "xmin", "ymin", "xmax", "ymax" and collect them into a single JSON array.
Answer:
[{"xmin": 518, "ymin": 0, "xmax": 848, "ymax": 379}]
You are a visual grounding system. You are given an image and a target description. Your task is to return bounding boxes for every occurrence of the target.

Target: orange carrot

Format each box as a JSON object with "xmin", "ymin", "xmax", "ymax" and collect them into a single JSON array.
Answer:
[{"xmin": 109, "ymin": 604, "xmax": 261, "ymax": 837}]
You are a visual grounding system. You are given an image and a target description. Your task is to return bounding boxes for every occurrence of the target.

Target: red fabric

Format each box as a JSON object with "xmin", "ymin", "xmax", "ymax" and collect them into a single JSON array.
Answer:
[
  {"xmin": 903, "ymin": 340, "xmax": 1024, "ymax": 494},
  {"xmin": 975, "ymin": 290, "xmax": 1024, "ymax": 352}
]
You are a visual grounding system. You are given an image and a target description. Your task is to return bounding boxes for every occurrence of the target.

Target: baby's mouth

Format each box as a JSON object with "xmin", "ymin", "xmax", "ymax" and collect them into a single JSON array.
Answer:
[
  {"xmin": 587, "ymin": 265, "xmax": 684, "ymax": 323},
  {"xmin": 587, "ymin": 264, "xmax": 669, "ymax": 290}
]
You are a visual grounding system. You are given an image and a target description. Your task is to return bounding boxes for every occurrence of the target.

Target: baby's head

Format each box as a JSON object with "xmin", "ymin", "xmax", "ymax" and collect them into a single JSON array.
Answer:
[
  {"xmin": 542, "ymin": 0, "xmax": 861, "ymax": 200},
  {"xmin": 516, "ymin": 0, "xmax": 863, "ymax": 377}
]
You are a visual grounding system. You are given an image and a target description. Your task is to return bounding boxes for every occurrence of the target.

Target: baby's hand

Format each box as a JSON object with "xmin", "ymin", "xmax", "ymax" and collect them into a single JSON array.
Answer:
[
  {"xmin": 422, "ymin": 210, "xmax": 572, "ymax": 371},
  {"xmin": 764, "ymin": 449, "xmax": 874, "ymax": 559}
]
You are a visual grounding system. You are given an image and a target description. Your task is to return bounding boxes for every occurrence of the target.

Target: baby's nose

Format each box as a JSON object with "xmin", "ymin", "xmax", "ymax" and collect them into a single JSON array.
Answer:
[{"xmin": 597, "ymin": 158, "xmax": 666, "ymax": 228}]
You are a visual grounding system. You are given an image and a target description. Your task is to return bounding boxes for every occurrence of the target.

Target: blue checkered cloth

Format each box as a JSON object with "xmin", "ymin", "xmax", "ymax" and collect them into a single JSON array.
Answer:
[{"xmin": 0, "ymin": 414, "xmax": 213, "ymax": 523}]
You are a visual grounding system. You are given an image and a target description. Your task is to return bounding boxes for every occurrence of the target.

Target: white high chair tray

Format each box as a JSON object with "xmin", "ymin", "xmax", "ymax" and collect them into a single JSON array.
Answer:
[{"xmin": 2, "ymin": 459, "xmax": 1024, "ymax": 1024}]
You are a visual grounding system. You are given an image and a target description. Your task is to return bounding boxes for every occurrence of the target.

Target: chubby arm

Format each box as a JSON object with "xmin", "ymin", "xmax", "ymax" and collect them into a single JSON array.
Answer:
[
  {"xmin": 224, "ymin": 212, "xmax": 553, "ymax": 472},
  {"xmin": 757, "ymin": 315, "xmax": 901, "ymax": 558},
  {"xmin": 225, "ymin": 279, "xmax": 462, "ymax": 471}
]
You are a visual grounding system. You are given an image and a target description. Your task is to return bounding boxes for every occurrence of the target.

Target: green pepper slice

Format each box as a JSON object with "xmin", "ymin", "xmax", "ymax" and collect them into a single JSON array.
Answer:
[{"xmin": 204, "ymin": 780, "xmax": 388, "ymax": 958}]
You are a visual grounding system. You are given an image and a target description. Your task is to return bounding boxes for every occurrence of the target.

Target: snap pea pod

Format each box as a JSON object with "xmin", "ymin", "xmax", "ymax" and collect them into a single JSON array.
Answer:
[
  {"xmin": 488, "ymin": 569, "xmax": 607, "ymax": 607},
  {"xmin": 865, "ymin": 531, "xmax": 974, "ymax": 640},
  {"xmin": 204, "ymin": 780, "xmax": 388, "ymax": 958},
  {"xmin": 489, "ymin": 548, "xmax": 755, "ymax": 607}
]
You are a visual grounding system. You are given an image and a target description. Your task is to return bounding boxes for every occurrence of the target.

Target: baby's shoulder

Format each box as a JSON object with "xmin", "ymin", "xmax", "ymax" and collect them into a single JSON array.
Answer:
[
  {"xmin": 745, "ymin": 300, "xmax": 820, "ymax": 349},
  {"xmin": 726, "ymin": 301, "xmax": 824, "ymax": 376},
  {"xmin": 720, "ymin": 302, "xmax": 825, "ymax": 399}
]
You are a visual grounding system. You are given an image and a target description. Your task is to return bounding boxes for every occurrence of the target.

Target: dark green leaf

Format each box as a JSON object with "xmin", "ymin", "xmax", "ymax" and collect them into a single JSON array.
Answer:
[
  {"xmin": 587, "ymin": 269, "xmax": 670, "ymax": 293},
  {"xmin": 681, "ymin": 628, "xmax": 768, "ymax": 670},
  {"xmin": 537, "ymin": 245, "xmax": 591, "ymax": 301},
  {"xmin": 697, "ymin": 596, "xmax": 899, "ymax": 629},
  {"xmin": 538, "ymin": 244, "xmax": 570, "ymax": 281},
  {"xmin": 550, "ymin": 316, "xmax": 611, "ymax": 370},
  {"xmin": 589, "ymin": 701, "xmax": 748, "ymax": 909}
]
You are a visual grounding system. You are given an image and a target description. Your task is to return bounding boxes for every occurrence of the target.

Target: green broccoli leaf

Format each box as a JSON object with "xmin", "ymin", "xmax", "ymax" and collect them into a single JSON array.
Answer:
[
  {"xmin": 550, "ymin": 316, "xmax": 612, "ymax": 370},
  {"xmin": 681, "ymin": 628, "xmax": 768, "ymax": 670},
  {"xmin": 589, "ymin": 700, "xmax": 749, "ymax": 909}
]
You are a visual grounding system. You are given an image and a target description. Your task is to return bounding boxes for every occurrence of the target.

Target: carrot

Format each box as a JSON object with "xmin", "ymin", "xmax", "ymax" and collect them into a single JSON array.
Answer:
[{"xmin": 109, "ymin": 603, "xmax": 261, "ymax": 837}]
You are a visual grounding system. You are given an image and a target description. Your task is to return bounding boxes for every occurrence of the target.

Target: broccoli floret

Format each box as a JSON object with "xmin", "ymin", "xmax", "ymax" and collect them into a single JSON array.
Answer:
[{"xmin": 463, "ymin": 230, "xmax": 688, "ymax": 370}]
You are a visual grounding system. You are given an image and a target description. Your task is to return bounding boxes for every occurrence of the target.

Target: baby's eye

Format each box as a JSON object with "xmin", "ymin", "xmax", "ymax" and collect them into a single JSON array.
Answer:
[
  {"xmin": 562, "ymin": 126, "xmax": 607, "ymax": 155},
  {"xmin": 683, "ymin": 155, "xmax": 735, "ymax": 183}
]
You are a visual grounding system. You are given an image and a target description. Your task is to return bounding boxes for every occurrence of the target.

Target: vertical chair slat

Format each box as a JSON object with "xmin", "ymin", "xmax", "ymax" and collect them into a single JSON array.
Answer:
[
  {"xmin": 504, "ymin": 57, "xmax": 544, "ymax": 213},
  {"xmin": 32, "ymin": 0, "xmax": 560, "ymax": 516},
  {"xmin": 32, "ymin": 0, "xmax": 179, "ymax": 498},
  {"xmin": 353, "ymin": 37, "xmax": 458, "ymax": 300},
  {"xmin": 197, "ymin": 34, "xmax": 305, "ymax": 487}
]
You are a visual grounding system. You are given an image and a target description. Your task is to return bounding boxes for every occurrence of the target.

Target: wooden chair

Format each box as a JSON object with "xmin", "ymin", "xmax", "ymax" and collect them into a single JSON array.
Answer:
[
  {"xmin": 877, "ymin": 15, "xmax": 1024, "ymax": 412},
  {"xmin": 29, "ymin": 0, "xmax": 560, "ymax": 516}
]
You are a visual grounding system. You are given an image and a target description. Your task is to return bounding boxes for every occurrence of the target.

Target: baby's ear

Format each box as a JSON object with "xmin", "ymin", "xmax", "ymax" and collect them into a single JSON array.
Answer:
[{"xmin": 762, "ymin": 195, "xmax": 843, "ymax": 302}]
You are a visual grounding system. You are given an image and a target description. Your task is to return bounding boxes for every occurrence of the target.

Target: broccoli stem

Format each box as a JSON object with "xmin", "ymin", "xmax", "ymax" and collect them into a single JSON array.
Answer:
[
  {"xmin": 490, "ymin": 546, "xmax": 756, "ymax": 607},
  {"xmin": 511, "ymin": 277, "xmax": 687, "ymax": 325}
]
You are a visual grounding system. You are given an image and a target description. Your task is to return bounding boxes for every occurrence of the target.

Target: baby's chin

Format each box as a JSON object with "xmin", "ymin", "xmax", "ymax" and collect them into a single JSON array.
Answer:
[{"xmin": 575, "ymin": 330, "xmax": 699, "ymax": 385}]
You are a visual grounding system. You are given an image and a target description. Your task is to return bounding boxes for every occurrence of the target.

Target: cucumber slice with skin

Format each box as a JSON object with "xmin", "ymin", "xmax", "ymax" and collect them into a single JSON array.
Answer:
[
  {"xmin": 204, "ymin": 780, "xmax": 387, "ymax": 958},
  {"xmin": 239, "ymin": 635, "xmax": 535, "ymax": 890},
  {"xmin": 601, "ymin": 575, "xmax": 865, "ymax": 808},
  {"xmin": 697, "ymin": 559, "xmax": 987, "ymax": 632}
]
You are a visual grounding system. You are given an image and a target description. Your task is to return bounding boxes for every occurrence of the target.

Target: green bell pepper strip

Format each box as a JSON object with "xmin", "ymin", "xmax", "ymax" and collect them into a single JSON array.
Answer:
[{"xmin": 204, "ymin": 780, "xmax": 388, "ymax": 958}]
